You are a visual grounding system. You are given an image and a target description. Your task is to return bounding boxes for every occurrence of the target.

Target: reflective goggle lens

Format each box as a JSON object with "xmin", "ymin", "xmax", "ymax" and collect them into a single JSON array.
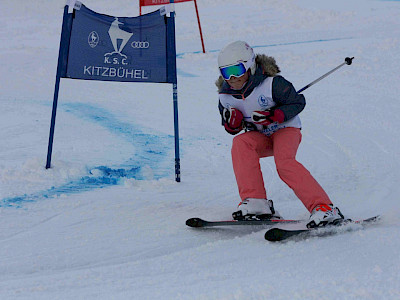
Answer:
[{"xmin": 220, "ymin": 62, "xmax": 247, "ymax": 80}]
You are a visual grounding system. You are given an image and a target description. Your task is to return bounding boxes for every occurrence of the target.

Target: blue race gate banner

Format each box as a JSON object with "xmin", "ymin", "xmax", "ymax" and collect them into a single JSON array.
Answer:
[
  {"xmin": 47, "ymin": 1, "xmax": 181, "ymax": 182},
  {"xmin": 60, "ymin": 3, "xmax": 176, "ymax": 83}
]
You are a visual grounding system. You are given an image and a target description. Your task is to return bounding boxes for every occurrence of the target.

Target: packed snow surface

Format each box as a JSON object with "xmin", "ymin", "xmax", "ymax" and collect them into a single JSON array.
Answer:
[{"xmin": 0, "ymin": 0, "xmax": 399, "ymax": 299}]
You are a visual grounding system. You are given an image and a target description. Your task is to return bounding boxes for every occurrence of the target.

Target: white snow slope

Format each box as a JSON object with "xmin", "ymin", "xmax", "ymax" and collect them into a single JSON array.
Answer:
[{"xmin": 1, "ymin": 0, "xmax": 400, "ymax": 299}]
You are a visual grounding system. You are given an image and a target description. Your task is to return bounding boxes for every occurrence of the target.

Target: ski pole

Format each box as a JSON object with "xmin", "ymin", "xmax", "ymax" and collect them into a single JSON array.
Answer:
[
  {"xmin": 297, "ymin": 57, "xmax": 354, "ymax": 93},
  {"xmin": 252, "ymin": 57, "xmax": 354, "ymax": 123}
]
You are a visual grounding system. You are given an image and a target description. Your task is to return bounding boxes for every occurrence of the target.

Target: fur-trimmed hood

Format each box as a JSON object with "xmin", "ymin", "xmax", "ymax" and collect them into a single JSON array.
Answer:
[{"xmin": 215, "ymin": 54, "xmax": 280, "ymax": 93}]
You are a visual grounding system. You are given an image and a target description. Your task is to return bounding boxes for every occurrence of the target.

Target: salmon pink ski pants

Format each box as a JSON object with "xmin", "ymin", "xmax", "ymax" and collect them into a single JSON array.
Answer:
[{"xmin": 231, "ymin": 128, "xmax": 332, "ymax": 212}]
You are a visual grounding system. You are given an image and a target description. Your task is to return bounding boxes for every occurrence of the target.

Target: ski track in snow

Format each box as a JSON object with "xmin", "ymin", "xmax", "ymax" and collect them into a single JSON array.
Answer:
[
  {"xmin": 1, "ymin": 101, "xmax": 174, "ymax": 208},
  {"xmin": 176, "ymin": 37, "xmax": 355, "ymax": 58}
]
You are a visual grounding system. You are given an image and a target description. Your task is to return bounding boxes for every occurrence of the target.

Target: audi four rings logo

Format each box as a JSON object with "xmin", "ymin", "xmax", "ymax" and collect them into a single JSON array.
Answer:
[{"xmin": 131, "ymin": 41, "xmax": 150, "ymax": 49}]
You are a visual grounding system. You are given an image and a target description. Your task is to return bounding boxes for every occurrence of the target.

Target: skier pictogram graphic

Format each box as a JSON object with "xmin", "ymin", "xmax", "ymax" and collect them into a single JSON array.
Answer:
[{"xmin": 106, "ymin": 18, "xmax": 133, "ymax": 58}]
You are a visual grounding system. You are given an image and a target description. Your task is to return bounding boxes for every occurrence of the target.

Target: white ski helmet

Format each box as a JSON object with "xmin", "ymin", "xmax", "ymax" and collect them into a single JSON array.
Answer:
[{"xmin": 218, "ymin": 41, "xmax": 256, "ymax": 79}]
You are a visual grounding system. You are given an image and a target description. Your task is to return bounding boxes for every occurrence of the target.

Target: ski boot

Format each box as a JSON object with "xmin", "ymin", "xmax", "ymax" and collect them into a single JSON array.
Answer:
[
  {"xmin": 307, "ymin": 204, "xmax": 344, "ymax": 228},
  {"xmin": 233, "ymin": 198, "xmax": 282, "ymax": 220}
]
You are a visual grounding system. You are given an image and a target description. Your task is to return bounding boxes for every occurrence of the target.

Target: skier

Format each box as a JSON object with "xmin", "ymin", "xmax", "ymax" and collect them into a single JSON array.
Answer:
[{"xmin": 216, "ymin": 41, "xmax": 344, "ymax": 228}]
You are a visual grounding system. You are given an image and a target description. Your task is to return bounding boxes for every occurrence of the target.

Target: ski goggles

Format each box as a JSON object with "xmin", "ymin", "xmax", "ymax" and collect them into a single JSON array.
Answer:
[{"xmin": 219, "ymin": 62, "xmax": 248, "ymax": 80}]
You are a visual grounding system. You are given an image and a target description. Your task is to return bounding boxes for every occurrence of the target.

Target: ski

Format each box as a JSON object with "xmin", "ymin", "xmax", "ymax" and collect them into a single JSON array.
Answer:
[
  {"xmin": 185, "ymin": 217, "xmax": 301, "ymax": 228},
  {"xmin": 264, "ymin": 215, "xmax": 381, "ymax": 242}
]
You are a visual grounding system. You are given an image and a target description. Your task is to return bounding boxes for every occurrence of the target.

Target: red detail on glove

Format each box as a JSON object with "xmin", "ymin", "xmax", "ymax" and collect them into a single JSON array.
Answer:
[
  {"xmin": 252, "ymin": 109, "xmax": 285, "ymax": 126},
  {"xmin": 224, "ymin": 123, "xmax": 242, "ymax": 134},
  {"xmin": 226, "ymin": 107, "xmax": 244, "ymax": 129},
  {"xmin": 223, "ymin": 107, "xmax": 244, "ymax": 134}
]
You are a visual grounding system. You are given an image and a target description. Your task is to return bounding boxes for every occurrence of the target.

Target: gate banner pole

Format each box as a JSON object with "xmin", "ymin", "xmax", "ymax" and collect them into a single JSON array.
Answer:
[
  {"xmin": 193, "ymin": 0, "xmax": 205, "ymax": 53},
  {"xmin": 46, "ymin": 5, "xmax": 70, "ymax": 169}
]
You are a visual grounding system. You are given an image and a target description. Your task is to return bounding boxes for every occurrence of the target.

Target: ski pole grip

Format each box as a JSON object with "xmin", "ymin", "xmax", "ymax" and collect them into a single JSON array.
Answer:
[
  {"xmin": 252, "ymin": 114, "xmax": 265, "ymax": 122},
  {"xmin": 345, "ymin": 57, "xmax": 354, "ymax": 65},
  {"xmin": 223, "ymin": 107, "xmax": 231, "ymax": 122}
]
